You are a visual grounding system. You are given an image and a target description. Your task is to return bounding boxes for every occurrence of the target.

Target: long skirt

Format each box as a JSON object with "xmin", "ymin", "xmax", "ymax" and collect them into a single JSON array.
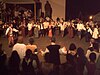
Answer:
[{"xmin": 48, "ymin": 29, "xmax": 52, "ymax": 38}]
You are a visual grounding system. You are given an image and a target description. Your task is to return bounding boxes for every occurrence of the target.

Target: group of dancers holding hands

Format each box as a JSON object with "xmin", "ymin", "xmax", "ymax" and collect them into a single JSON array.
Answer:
[{"xmin": 4, "ymin": 17, "xmax": 100, "ymax": 46}]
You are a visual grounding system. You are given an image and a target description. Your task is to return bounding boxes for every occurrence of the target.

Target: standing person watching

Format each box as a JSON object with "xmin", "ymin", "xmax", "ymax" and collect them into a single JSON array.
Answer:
[
  {"xmin": 26, "ymin": 38, "xmax": 37, "ymax": 54},
  {"xmin": 12, "ymin": 36, "xmax": 26, "ymax": 59}
]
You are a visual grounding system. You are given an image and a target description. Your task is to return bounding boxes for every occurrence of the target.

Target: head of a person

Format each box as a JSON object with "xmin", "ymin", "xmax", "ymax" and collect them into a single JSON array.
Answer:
[
  {"xmin": 69, "ymin": 43, "xmax": 76, "ymax": 51},
  {"xmin": 90, "ymin": 38, "xmax": 95, "ymax": 44},
  {"xmin": 9, "ymin": 23, "xmax": 13, "ymax": 28},
  {"xmin": 17, "ymin": 36, "xmax": 24, "ymax": 43},
  {"xmin": 10, "ymin": 51, "xmax": 20, "ymax": 62},
  {"xmin": 29, "ymin": 38, "xmax": 34, "ymax": 45},
  {"xmin": 77, "ymin": 47, "xmax": 85, "ymax": 57},
  {"xmin": 50, "ymin": 37, "xmax": 56, "ymax": 43},
  {"xmin": 89, "ymin": 52, "xmax": 96, "ymax": 63},
  {"xmin": 46, "ymin": 1, "xmax": 49, "ymax": 4},
  {"xmin": 25, "ymin": 49, "xmax": 32, "ymax": 58}
]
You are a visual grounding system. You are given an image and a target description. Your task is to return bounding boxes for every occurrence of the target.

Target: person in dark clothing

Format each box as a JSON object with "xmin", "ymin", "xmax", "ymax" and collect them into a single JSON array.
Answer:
[
  {"xmin": 22, "ymin": 49, "xmax": 36, "ymax": 75},
  {"xmin": 61, "ymin": 54, "xmax": 77, "ymax": 75},
  {"xmin": 41, "ymin": 53, "xmax": 53, "ymax": 75},
  {"xmin": 63, "ymin": 26, "xmax": 68, "ymax": 37},
  {"xmin": 76, "ymin": 47, "xmax": 87, "ymax": 75},
  {"xmin": 12, "ymin": 20, "xmax": 19, "ymax": 38},
  {"xmin": 0, "ymin": 42, "xmax": 7, "ymax": 75},
  {"xmin": 44, "ymin": 37, "xmax": 61, "ymax": 75},
  {"xmin": 46, "ymin": 37, "xmax": 61, "ymax": 64},
  {"xmin": 8, "ymin": 51, "xmax": 21, "ymax": 75},
  {"xmin": 86, "ymin": 53, "xmax": 96, "ymax": 75}
]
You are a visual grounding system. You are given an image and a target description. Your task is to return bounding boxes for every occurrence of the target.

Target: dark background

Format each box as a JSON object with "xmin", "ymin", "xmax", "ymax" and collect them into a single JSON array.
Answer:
[{"xmin": 66, "ymin": 0, "xmax": 100, "ymax": 21}]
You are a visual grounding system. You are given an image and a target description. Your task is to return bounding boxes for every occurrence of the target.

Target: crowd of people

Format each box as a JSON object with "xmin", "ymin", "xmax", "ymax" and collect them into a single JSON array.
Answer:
[
  {"xmin": 0, "ymin": 16, "xmax": 99, "ymax": 47},
  {"xmin": 0, "ymin": 4, "xmax": 100, "ymax": 75},
  {"xmin": 0, "ymin": 35, "xmax": 100, "ymax": 75},
  {"xmin": 0, "ymin": 1, "xmax": 100, "ymax": 75}
]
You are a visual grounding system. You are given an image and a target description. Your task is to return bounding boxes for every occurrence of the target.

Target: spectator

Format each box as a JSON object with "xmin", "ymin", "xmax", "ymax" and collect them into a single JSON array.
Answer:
[
  {"xmin": 41, "ymin": 53, "xmax": 53, "ymax": 75},
  {"xmin": 0, "ymin": 42, "xmax": 7, "ymax": 75},
  {"xmin": 76, "ymin": 47, "xmax": 87, "ymax": 75},
  {"xmin": 12, "ymin": 36, "xmax": 26, "ymax": 59},
  {"xmin": 94, "ymin": 55, "xmax": 100, "ymax": 75},
  {"xmin": 61, "ymin": 54, "xmax": 77, "ymax": 75},
  {"xmin": 86, "ymin": 53, "xmax": 96, "ymax": 75},
  {"xmin": 31, "ymin": 54, "xmax": 41, "ymax": 75},
  {"xmin": 68, "ymin": 43, "xmax": 77, "ymax": 56},
  {"xmin": 8, "ymin": 51, "xmax": 21, "ymax": 75},
  {"xmin": 86, "ymin": 42, "xmax": 100, "ymax": 62},
  {"xmin": 22, "ymin": 49, "xmax": 36, "ymax": 75},
  {"xmin": 26, "ymin": 38, "xmax": 38, "ymax": 54}
]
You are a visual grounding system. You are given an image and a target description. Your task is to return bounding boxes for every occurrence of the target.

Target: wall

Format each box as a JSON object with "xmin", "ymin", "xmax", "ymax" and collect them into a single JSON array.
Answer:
[{"xmin": 40, "ymin": 0, "xmax": 66, "ymax": 21}]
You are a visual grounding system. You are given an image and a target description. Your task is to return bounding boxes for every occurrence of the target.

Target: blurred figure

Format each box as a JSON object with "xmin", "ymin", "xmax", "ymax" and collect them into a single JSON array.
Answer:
[
  {"xmin": 0, "ymin": 42, "xmax": 7, "ymax": 75},
  {"xmin": 22, "ymin": 49, "xmax": 36, "ymax": 75},
  {"xmin": 27, "ymin": 21, "xmax": 33, "ymax": 37},
  {"xmin": 92, "ymin": 25, "xmax": 99, "ymax": 41},
  {"xmin": 12, "ymin": 36, "xmax": 26, "ymax": 59},
  {"xmin": 34, "ymin": 22, "xmax": 40, "ymax": 38},
  {"xmin": 61, "ymin": 54, "xmax": 77, "ymax": 75},
  {"xmin": 5, "ymin": 24, "xmax": 14, "ymax": 47},
  {"xmin": 85, "ymin": 25, "xmax": 92, "ymax": 42},
  {"xmin": 8, "ymin": 51, "xmax": 21, "ymax": 75},
  {"xmin": 5, "ymin": 23, "xmax": 18, "ymax": 47},
  {"xmin": 86, "ymin": 42, "xmax": 100, "ymax": 63},
  {"xmin": 19, "ymin": 20, "xmax": 26, "ymax": 37},
  {"xmin": 68, "ymin": 43, "xmax": 77, "ymax": 56},
  {"xmin": 76, "ymin": 47, "xmax": 87, "ymax": 75},
  {"xmin": 48, "ymin": 22, "xmax": 53, "ymax": 38},
  {"xmin": 86, "ymin": 53, "xmax": 96, "ymax": 75},
  {"xmin": 40, "ymin": 37, "xmax": 61, "ymax": 75},
  {"xmin": 41, "ymin": 53, "xmax": 53, "ymax": 75},
  {"xmin": 68, "ymin": 21, "xmax": 75, "ymax": 38},
  {"xmin": 26, "ymin": 38, "xmax": 37, "ymax": 54},
  {"xmin": 77, "ymin": 21, "xmax": 86, "ymax": 40},
  {"xmin": 94, "ymin": 55, "xmax": 100, "ymax": 75}
]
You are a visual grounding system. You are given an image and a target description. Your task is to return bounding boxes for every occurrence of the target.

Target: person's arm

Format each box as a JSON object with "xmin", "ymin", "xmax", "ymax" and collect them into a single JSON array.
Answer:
[
  {"xmin": 40, "ymin": 48, "xmax": 49, "ymax": 56},
  {"xmin": 59, "ymin": 46, "xmax": 67, "ymax": 55},
  {"xmin": 5, "ymin": 28, "xmax": 9, "ymax": 35},
  {"xmin": 13, "ymin": 28, "xmax": 19, "ymax": 32}
]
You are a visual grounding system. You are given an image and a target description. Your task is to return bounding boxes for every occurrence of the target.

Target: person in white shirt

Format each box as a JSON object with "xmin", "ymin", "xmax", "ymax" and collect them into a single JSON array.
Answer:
[
  {"xmin": 12, "ymin": 36, "xmax": 26, "ymax": 59},
  {"xmin": 77, "ymin": 21, "xmax": 86, "ymax": 40},
  {"xmin": 43, "ymin": 21, "xmax": 49, "ymax": 36},
  {"xmin": 27, "ymin": 21, "xmax": 33, "ymax": 37},
  {"xmin": 5, "ymin": 23, "xmax": 18, "ymax": 47},
  {"xmin": 86, "ymin": 42, "xmax": 100, "ymax": 63},
  {"xmin": 92, "ymin": 26, "xmax": 99, "ymax": 40}
]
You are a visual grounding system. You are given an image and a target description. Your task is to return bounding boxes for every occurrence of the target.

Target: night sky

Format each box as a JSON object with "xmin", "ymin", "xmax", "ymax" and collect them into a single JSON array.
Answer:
[{"xmin": 66, "ymin": 0, "xmax": 100, "ymax": 20}]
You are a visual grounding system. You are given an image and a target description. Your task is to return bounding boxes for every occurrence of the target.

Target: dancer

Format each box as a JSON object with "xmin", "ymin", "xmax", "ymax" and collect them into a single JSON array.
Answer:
[{"xmin": 5, "ymin": 23, "xmax": 18, "ymax": 47}]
